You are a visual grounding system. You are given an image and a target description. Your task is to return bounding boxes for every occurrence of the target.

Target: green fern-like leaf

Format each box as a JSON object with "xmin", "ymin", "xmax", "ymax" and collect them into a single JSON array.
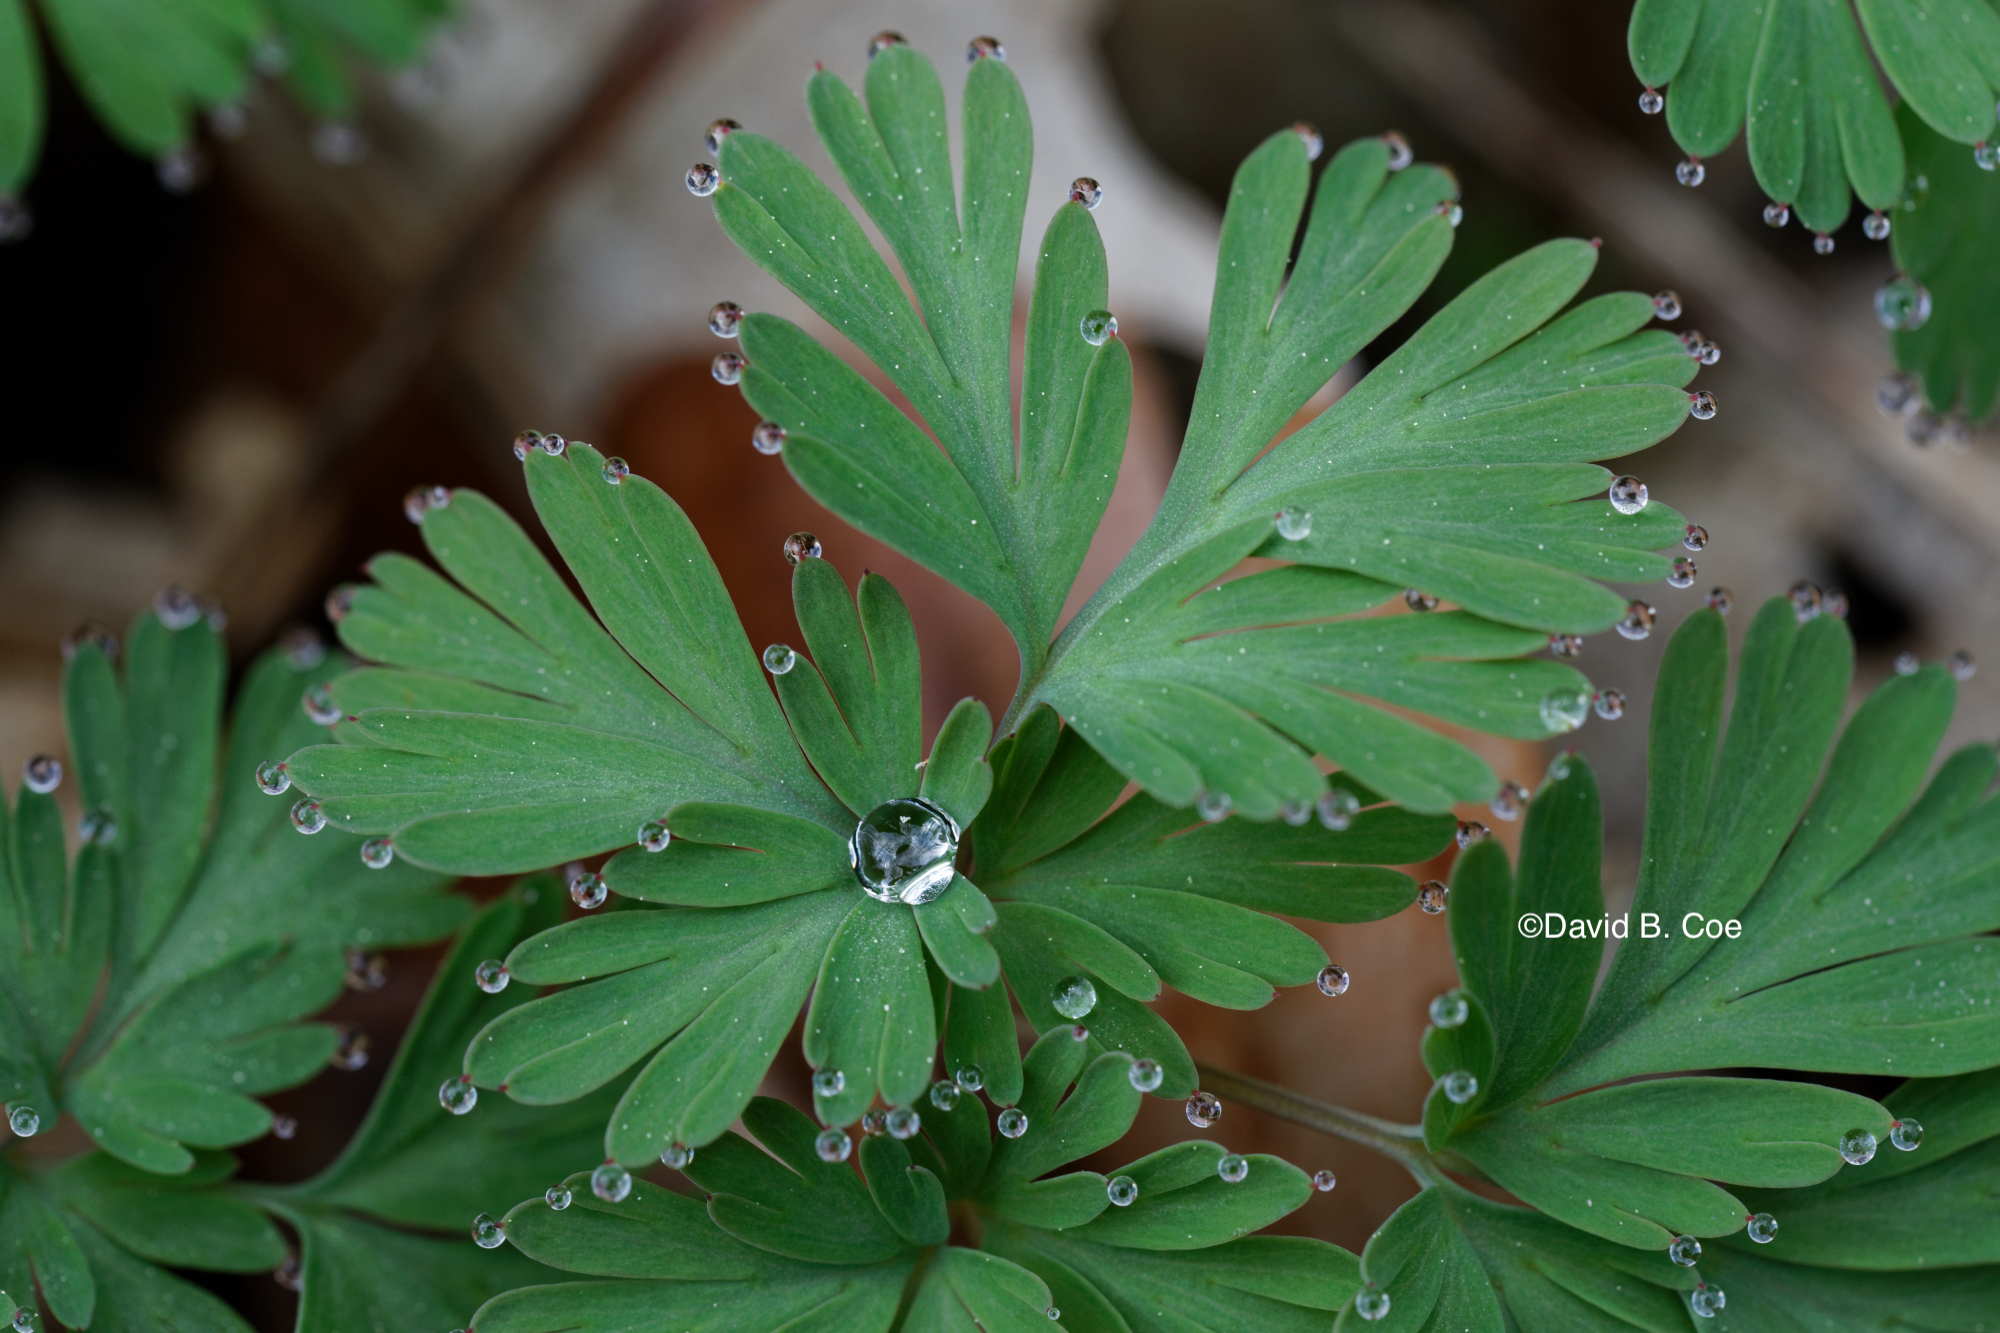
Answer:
[{"xmin": 1888, "ymin": 103, "xmax": 2000, "ymax": 423}]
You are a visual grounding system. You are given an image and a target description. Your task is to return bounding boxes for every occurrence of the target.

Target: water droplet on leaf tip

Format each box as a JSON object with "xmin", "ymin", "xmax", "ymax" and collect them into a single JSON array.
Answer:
[
  {"xmin": 711, "ymin": 351, "xmax": 746, "ymax": 385},
  {"xmin": 303, "ymin": 683, "xmax": 344, "ymax": 726},
  {"xmin": 290, "ymin": 799, "xmax": 326, "ymax": 834},
  {"xmin": 886, "ymin": 1106, "xmax": 921, "ymax": 1139},
  {"xmin": 1676, "ymin": 156, "xmax": 1704, "ymax": 187},
  {"xmin": 1948, "ymin": 652, "xmax": 1975, "ymax": 682},
  {"xmin": 763, "ymin": 643, "xmax": 796, "ymax": 674},
  {"xmin": 439, "ymin": 1076, "xmax": 478, "ymax": 1115},
  {"xmin": 1607, "ymin": 475, "xmax": 1649, "ymax": 514},
  {"xmin": 812, "ymin": 1068, "xmax": 846, "ymax": 1098},
  {"xmin": 1196, "ymin": 791, "xmax": 1232, "ymax": 822},
  {"xmin": 868, "ymin": 31, "xmax": 907, "ymax": 57},
  {"xmin": 1313, "ymin": 1168, "xmax": 1337, "ymax": 1192},
  {"xmin": 1689, "ymin": 389, "xmax": 1718, "ymax": 419},
  {"xmin": 360, "ymin": 837, "xmax": 394, "ymax": 870},
  {"xmin": 1669, "ymin": 1234, "xmax": 1702, "ymax": 1266},
  {"xmin": 1893, "ymin": 651, "xmax": 1919, "ymax": 678},
  {"xmin": 546, "ymin": 1184, "xmax": 572, "ymax": 1209},
  {"xmin": 1429, "ymin": 991, "xmax": 1469, "ymax": 1028},
  {"xmin": 1705, "ymin": 587, "xmax": 1733, "ymax": 614},
  {"xmin": 1763, "ymin": 201, "xmax": 1790, "ymax": 227},
  {"xmin": 1878, "ymin": 373, "xmax": 1916, "ymax": 415},
  {"xmin": 1279, "ymin": 798, "xmax": 1312, "ymax": 825},
  {"xmin": 1490, "ymin": 780, "xmax": 1528, "ymax": 821},
  {"xmin": 1317, "ymin": 787, "xmax": 1360, "ymax": 830},
  {"xmin": 1274, "ymin": 505, "xmax": 1312, "ymax": 540},
  {"xmin": 1355, "ymin": 1284, "xmax": 1391, "ymax": 1320},
  {"xmin": 660, "ymin": 1141, "xmax": 695, "ymax": 1169},
  {"xmin": 1682, "ymin": 523, "xmax": 1708, "ymax": 552},
  {"xmin": 403, "ymin": 484, "xmax": 449, "ymax": 524},
  {"xmin": 1186, "ymin": 1091, "xmax": 1222, "ymax": 1128},
  {"xmin": 638, "ymin": 820, "xmax": 672, "ymax": 852},
  {"xmin": 21, "ymin": 755, "xmax": 60, "ymax": 794},
  {"xmin": 1813, "ymin": 232, "xmax": 1835, "ymax": 255},
  {"xmin": 1617, "ymin": 600, "xmax": 1656, "ymax": 641},
  {"xmin": 511, "ymin": 429, "xmax": 541, "ymax": 460},
  {"xmin": 1047, "ymin": 1309, "xmax": 1059, "ymax": 1321},
  {"xmin": 708, "ymin": 300, "xmax": 743, "ymax": 337},
  {"xmin": 471, "ymin": 1213, "xmax": 505, "ymax": 1248},
  {"xmin": 1435, "ymin": 201, "xmax": 1463, "ymax": 227},
  {"xmin": 1540, "ymin": 689, "xmax": 1589, "ymax": 733},
  {"xmin": 1746, "ymin": 1211, "xmax": 1778, "ymax": 1242},
  {"xmin": 330, "ymin": 1026, "xmax": 370, "ymax": 1071},
  {"xmin": 1788, "ymin": 580, "xmax": 1823, "ymax": 622},
  {"xmin": 570, "ymin": 871, "xmax": 608, "ymax": 910},
  {"xmin": 1079, "ymin": 308, "xmax": 1117, "ymax": 344},
  {"xmin": 1548, "ymin": 632, "xmax": 1583, "ymax": 658},
  {"xmin": 1107, "ymin": 1174, "xmax": 1139, "ymax": 1206},
  {"xmin": 1652, "ymin": 289, "xmax": 1681, "ymax": 320},
  {"xmin": 967, "ymin": 35, "xmax": 1006, "ymax": 62},
  {"xmin": 1069, "ymin": 1024, "xmax": 1089, "ymax": 1042},
  {"xmin": 1068, "ymin": 176, "xmax": 1103, "ymax": 210},
  {"xmin": 1863, "ymin": 210, "xmax": 1890, "ymax": 240},
  {"xmin": 271, "ymin": 1114, "xmax": 297, "ymax": 1139},
  {"xmin": 784, "ymin": 531, "xmax": 822, "ymax": 564},
  {"xmin": 752, "ymin": 420, "xmax": 786, "ymax": 454},
  {"xmin": 1292, "ymin": 121, "xmax": 1323, "ymax": 160},
  {"xmin": 1418, "ymin": 880, "xmax": 1450, "ymax": 914},
  {"xmin": 686, "ymin": 162, "xmax": 720, "ymax": 196},
  {"xmin": 1667, "ymin": 556, "xmax": 1699, "ymax": 590},
  {"xmin": 1823, "ymin": 589, "xmax": 1849, "ymax": 619},
  {"xmin": 1691, "ymin": 1283, "xmax": 1726, "ymax": 1317},
  {"xmin": 256, "ymin": 760, "xmax": 291, "ymax": 795},
  {"xmin": 815, "ymin": 1128, "xmax": 852, "ymax": 1162},
  {"xmin": 1593, "ymin": 688, "xmax": 1627, "ymax": 721},
  {"xmin": 601, "ymin": 457, "xmax": 630, "ymax": 484},
  {"xmin": 1382, "ymin": 131, "xmax": 1413, "ymax": 171},
  {"xmin": 1317, "ymin": 963, "xmax": 1351, "ymax": 997},
  {"xmin": 475, "ymin": 959, "xmax": 510, "ymax": 993},
  {"xmin": 345, "ymin": 949, "xmax": 387, "ymax": 990},
  {"xmin": 851, "ymin": 796, "xmax": 959, "ymax": 904},
  {"xmin": 1890, "ymin": 1117, "xmax": 1923, "ymax": 1150},
  {"xmin": 153, "ymin": 584, "xmax": 202, "ymax": 630},
  {"xmin": 1441, "ymin": 1070, "xmax": 1478, "ymax": 1103},
  {"xmin": 7, "ymin": 1103, "xmax": 40, "ymax": 1137},
  {"xmin": 61, "ymin": 621, "xmax": 118, "ymax": 662},
  {"xmin": 1129, "ymin": 1058, "xmax": 1164, "ymax": 1092},
  {"xmin": 1051, "ymin": 975, "xmax": 1097, "ymax": 1020},
  {"xmin": 1638, "ymin": 87, "xmax": 1663, "ymax": 114},
  {"xmin": 1874, "ymin": 276, "xmax": 1932, "ymax": 331},
  {"xmin": 703, "ymin": 118, "xmax": 740, "ymax": 155},
  {"xmin": 1218, "ymin": 1152, "xmax": 1250, "ymax": 1183},
  {"xmin": 930, "ymin": 1080, "xmax": 960, "ymax": 1111},
  {"xmin": 1977, "ymin": 142, "xmax": 1998, "ymax": 171},
  {"xmin": 955, "ymin": 1065, "xmax": 985, "ymax": 1093},
  {"xmin": 997, "ymin": 1107, "xmax": 1029, "ymax": 1138},
  {"xmin": 1405, "ymin": 588, "xmax": 1438, "ymax": 613},
  {"xmin": 591, "ymin": 1161, "xmax": 632, "ymax": 1202}
]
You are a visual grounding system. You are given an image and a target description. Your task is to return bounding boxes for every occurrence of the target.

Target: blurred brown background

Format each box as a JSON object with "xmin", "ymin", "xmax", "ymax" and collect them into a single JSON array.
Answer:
[{"xmin": 2, "ymin": 0, "xmax": 1990, "ymax": 1314}]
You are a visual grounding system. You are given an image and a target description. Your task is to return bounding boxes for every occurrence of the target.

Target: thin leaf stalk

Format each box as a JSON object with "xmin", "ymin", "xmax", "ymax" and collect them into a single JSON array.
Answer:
[{"xmin": 1195, "ymin": 1062, "xmax": 1450, "ymax": 1188}]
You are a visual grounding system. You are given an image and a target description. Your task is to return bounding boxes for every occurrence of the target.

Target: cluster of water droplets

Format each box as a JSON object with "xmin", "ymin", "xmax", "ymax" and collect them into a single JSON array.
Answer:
[{"xmin": 1677, "ymin": 330, "xmax": 1722, "ymax": 365}]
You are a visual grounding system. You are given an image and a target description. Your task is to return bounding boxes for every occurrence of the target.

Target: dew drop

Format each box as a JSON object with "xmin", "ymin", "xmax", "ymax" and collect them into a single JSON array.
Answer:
[
  {"xmin": 1690, "ymin": 1283, "xmax": 1725, "ymax": 1318},
  {"xmin": 272, "ymin": 1114, "xmax": 297, "ymax": 1139},
  {"xmin": 1405, "ymin": 588, "xmax": 1439, "ymax": 613},
  {"xmin": 752, "ymin": 420, "xmax": 786, "ymax": 454},
  {"xmin": 1652, "ymin": 289, "xmax": 1681, "ymax": 321},
  {"xmin": 0, "ymin": 195, "xmax": 33, "ymax": 244},
  {"xmin": 686, "ymin": 162, "xmax": 719, "ymax": 196},
  {"xmin": 1676, "ymin": 156, "xmax": 1705, "ymax": 187},
  {"xmin": 1196, "ymin": 791, "xmax": 1233, "ymax": 823},
  {"xmin": 851, "ymin": 796, "xmax": 960, "ymax": 905},
  {"xmin": 439, "ymin": 1076, "xmax": 478, "ymax": 1115},
  {"xmin": 539, "ymin": 431, "xmax": 568, "ymax": 456},
  {"xmin": 1705, "ymin": 587, "xmax": 1733, "ymax": 614},
  {"xmin": 660, "ymin": 1141, "xmax": 695, "ymax": 1169},
  {"xmin": 1617, "ymin": 600, "xmax": 1656, "ymax": 641},
  {"xmin": 1317, "ymin": 963, "xmax": 1351, "ymax": 997},
  {"xmin": 271, "ymin": 1256, "xmax": 301, "ymax": 1293},
  {"xmin": 997, "ymin": 1107, "xmax": 1029, "ymax": 1138},
  {"xmin": 1441, "ymin": 1070, "xmax": 1478, "ymax": 1103},
  {"xmin": 1608, "ymin": 475, "xmax": 1649, "ymax": 514},
  {"xmin": 1292, "ymin": 121, "xmax": 1324, "ymax": 160},
  {"xmin": 1540, "ymin": 689, "xmax": 1589, "ymax": 733},
  {"xmin": 1107, "ymin": 1174, "xmax": 1139, "ymax": 1206},
  {"xmin": 1763, "ymin": 201, "xmax": 1790, "ymax": 228},
  {"xmin": 1683, "ymin": 523, "xmax": 1708, "ymax": 551},
  {"xmin": 591, "ymin": 1161, "xmax": 632, "ymax": 1202},
  {"xmin": 1593, "ymin": 688, "xmax": 1627, "ymax": 721},
  {"xmin": 570, "ymin": 871, "xmax": 608, "ymax": 910},
  {"xmin": 868, "ymin": 31, "xmax": 907, "ymax": 57},
  {"xmin": 1429, "ymin": 991, "xmax": 1469, "ymax": 1028},
  {"xmin": 1313, "ymin": 1169, "xmax": 1337, "ymax": 1192},
  {"xmin": 290, "ymin": 799, "xmax": 327, "ymax": 835},
  {"xmin": 1890, "ymin": 1117, "xmax": 1923, "ymax": 1151},
  {"xmin": 1067, "ymin": 176, "xmax": 1102, "ymax": 209},
  {"xmin": 1047, "ymin": 1309, "xmax": 1059, "ymax": 1322},
  {"xmin": 1456, "ymin": 821, "xmax": 1489, "ymax": 849},
  {"xmin": 1218, "ymin": 1152, "xmax": 1250, "ymax": 1183},
  {"xmin": 22, "ymin": 755, "xmax": 60, "ymax": 795},
  {"xmin": 956, "ymin": 1065, "xmax": 985, "ymax": 1093},
  {"xmin": 1279, "ymin": 798, "xmax": 1312, "ymax": 826},
  {"xmin": 1823, "ymin": 589, "xmax": 1849, "ymax": 619},
  {"xmin": 1317, "ymin": 787, "xmax": 1360, "ymax": 831},
  {"xmin": 784, "ymin": 531, "xmax": 822, "ymax": 564},
  {"xmin": 1863, "ymin": 210, "xmax": 1891, "ymax": 240},
  {"xmin": 638, "ymin": 820, "xmax": 672, "ymax": 852},
  {"xmin": 469, "ymin": 1213, "xmax": 506, "ymax": 1247},
  {"xmin": 1689, "ymin": 389, "xmax": 1717, "ymax": 419},
  {"xmin": 816, "ymin": 1128, "xmax": 853, "ymax": 1162},
  {"xmin": 886, "ymin": 1106, "xmax": 921, "ymax": 1140},
  {"xmin": 1079, "ymin": 308, "xmax": 1117, "ymax": 344},
  {"xmin": 708, "ymin": 300, "xmax": 742, "ymax": 337},
  {"xmin": 1185, "ymin": 1091, "xmax": 1221, "ymax": 1128},
  {"xmin": 764, "ymin": 643, "xmax": 797, "ymax": 674},
  {"xmin": 1052, "ymin": 975, "xmax": 1097, "ymax": 1020},
  {"xmin": 930, "ymin": 1080, "xmax": 960, "ymax": 1111},
  {"xmin": 967, "ymin": 35, "xmax": 1006, "ymax": 62},
  {"xmin": 1874, "ymin": 276, "xmax": 1932, "ymax": 331},
  {"xmin": 863, "ymin": 1109, "xmax": 889, "ymax": 1137},
  {"xmin": 703, "ymin": 118, "xmax": 740, "ymax": 155},
  {"xmin": 1355, "ymin": 1285, "xmax": 1391, "ymax": 1320},
  {"xmin": 156, "ymin": 144, "xmax": 203, "ymax": 194},
  {"xmin": 1382, "ymin": 131, "xmax": 1413, "ymax": 171},
  {"xmin": 404, "ymin": 484, "xmax": 450, "ymax": 524},
  {"xmin": 1129, "ymin": 1058, "xmax": 1164, "ymax": 1092},
  {"xmin": 1668, "ymin": 1233, "xmax": 1702, "ymax": 1266},
  {"xmin": 345, "ymin": 949, "xmax": 387, "ymax": 990},
  {"xmin": 1490, "ymin": 780, "xmax": 1528, "ymax": 821},
  {"xmin": 474, "ymin": 959, "xmax": 510, "ymax": 994},
  {"xmin": 601, "ymin": 457, "xmax": 630, "ymax": 485},
  {"xmin": 711, "ymin": 351, "xmax": 746, "ymax": 385},
  {"xmin": 7, "ymin": 1103, "xmax": 40, "ymax": 1137},
  {"xmin": 1948, "ymin": 652, "xmax": 1975, "ymax": 682},
  {"xmin": 256, "ymin": 760, "xmax": 291, "ymax": 795},
  {"xmin": 1418, "ymin": 880, "xmax": 1450, "ymax": 914},
  {"xmin": 61, "ymin": 621, "xmax": 119, "ymax": 662},
  {"xmin": 1839, "ymin": 1128, "xmax": 1878, "ymax": 1165},
  {"xmin": 1678, "ymin": 330, "xmax": 1720, "ymax": 364},
  {"xmin": 1977, "ymin": 141, "xmax": 1998, "ymax": 171},
  {"xmin": 360, "ymin": 838, "xmax": 395, "ymax": 870},
  {"xmin": 1789, "ymin": 580, "xmax": 1823, "ymax": 622},
  {"xmin": 1878, "ymin": 373, "xmax": 1915, "ymax": 415},
  {"xmin": 1813, "ymin": 232, "xmax": 1835, "ymax": 255},
  {"xmin": 1746, "ymin": 1211, "xmax": 1778, "ymax": 1243},
  {"xmin": 155, "ymin": 584, "xmax": 202, "ymax": 630},
  {"xmin": 813, "ymin": 1068, "xmax": 846, "ymax": 1098},
  {"xmin": 1274, "ymin": 506, "xmax": 1313, "ymax": 541},
  {"xmin": 304, "ymin": 684, "xmax": 344, "ymax": 726},
  {"xmin": 546, "ymin": 1184, "xmax": 571, "ymax": 1210},
  {"xmin": 329, "ymin": 1026, "xmax": 370, "ymax": 1071},
  {"xmin": 512, "ymin": 430, "xmax": 541, "ymax": 460},
  {"xmin": 1638, "ymin": 87, "xmax": 1663, "ymax": 114}
]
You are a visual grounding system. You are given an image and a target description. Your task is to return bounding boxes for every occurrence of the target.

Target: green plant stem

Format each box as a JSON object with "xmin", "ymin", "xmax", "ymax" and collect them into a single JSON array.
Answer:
[{"xmin": 1195, "ymin": 1062, "xmax": 1450, "ymax": 1188}]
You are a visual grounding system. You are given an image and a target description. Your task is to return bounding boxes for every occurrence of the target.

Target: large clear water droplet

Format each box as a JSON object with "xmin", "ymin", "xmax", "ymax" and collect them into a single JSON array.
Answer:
[
  {"xmin": 591, "ymin": 1161, "xmax": 632, "ymax": 1202},
  {"xmin": 1638, "ymin": 87, "xmax": 1663, "ymax": 114},
  {"xmin": 1441, "ymin": 1070, "xmax": 1478, "ymax": 1104},
  {"xmin": 1051, "ymin": 975, "xmax": 1097, "ymax": 1020},
  {"xmin": 784, "ymin": 532, "xmax": 822, "ymax": 564},
  {"xmin": 1080, "ymin": 309, "xmax": 1117, "ymax": 344},
  {"xmin": 471, "ymin": 1213, "xmax": 505, "ymax": 1248},
  {"xmin": 1313, "ymin": 1168, "xmax": 1337, "ymax": 1191},
  {"xmin": 1616, "ymin": 600, "xmax": 1656, "ymax": 640},
  {"xmin": 660, "ymin": 1141, "xmax": 695, "ymax": 1169},
  {"xmin": 1689, "ymin": 390, "xmax": 1717, "ymax": 419},
  {"xmin": 1814, "ymin": 232, "xmax": 1836, "ymax": 255},
  {"xmin": 1763, "ymin": 201, "xmax": 1791, "ymax": 227},
  {"xmin": 1429, "ymin": 991, "xmax": 1469, "ymax": 1028},
  {"xmin": 1676, "ymin": 156, "xmax": 1705, "ymax": 187},
  {"xmin": 1217, "ymin": 1153, "xmax": 1249, "ymax": 1183},
  {"xmin": 1540, "ymin": 689, "xmax": 1589, "ymax": 733},
  {"xmin": 304, "ymin": 684, "xmax": 344, "ymax": 726},
  {"xmin": 638, "ymin": 821, "xmax": 672, "ymax": 852},
  {"xmin": 1838, "ymin": 1129, "xmax": 1877, "ymax": 1165},
  {"xmin": 762, "ymin": 643, "xmax": 793, "ymax": 677},
  {"xmin": 711, "ymin": 351, "xmax": 746, "ymax": 385},
  {"xmin": 1668, "ymin": 1234, "xmax": 1702, "ymax": 1266},
  {"xmin": 22, "ymin": 755, "xmax": 60, "ymax": 795},
  {"xmin": 816, "ymin": 1128, "xmax": 852, "ymax": 1162},
  {"xmin": 708, "ymin": 300, "xmax": 742, "ymax": 337},
  {"xmin": 329, "ymin": 1026, "xmax": 371, "ymax": 1071},
  {"xmin": 1129, "ymin": 1058, "xmax": 1164, "ymax": 1092},
  {"xmin": 1196, "ymin": 790, "xmax": 1233, "ymax": 822},
  {"xmin": 1863, "ymin": 210, "xmax": 1891, "ymax": 240},
  {"xmin": 930, "ymin": 1080, "xmax": 960, "ymax": 1111},
  {"xmin": 474, "ymin": 959, "xmax": 510, "ymax": 994},
  {"xmin": 967, "ymin": 35, "xmax": 1006, "ymax": 62},
  {"xmin": 997, "ymin": 1107, "xmax": 1029, "ymax": 1138},
  {"xmin": 538, "ymin": 432, "xmax": 568, "ymax": 457},
  {"xmin": 7, "ymin": 1103, "xmax": 40, "ymax": 1137},
  {"xmin": 256, "ymin": 760, "xmax": 291, "ymax": 795},
  {"xmin": 850, "ymin": 797, "xmax": 960, "ymax": 905},
  {"xmin": 546, "ymin": 1184, "xmax": 572, "ymax": 1210},
  {"xmin": 1186, "ymin": 1091, "xmax": 1222, "ymax": 1128},
  {"xmin": 1275, "ymin": 506, "xmax": 1313, "ymax": 541},
  {"xmin": 1317, "ymin": 787, "xmax": 1360, "ymax": 831},
  {"xmin": 1067, "ymin": 176, "xmax": 1101, "ymax": 209},
  {"xmin": 956, "ymin": 1065, "xmax": 985, "ymax": 1093},
  {"xmin": 570, "ymin": 871, "xmax": 608, "ymax": 910},
  {"xmin": 812, "ymin": 1068, "xmax": 846, "ymax": 1098},
  {"xmin": 1690, "ymin": 1284, "xmax": 1725, "ymax": 1318},
  {"xmin": 1593, "ymin": 688, "xmax": 1627, "ymax": 721},
  {"xmin": 439, "ymin": 1076, "xmax": 478, "ymax": 1115},
  {"xmin": 1317, "ymin": 963, "xmax": 1351, "ymax": 997},
  {"xmin": 752, "ymin": 421, "xmax": 786, "ymax": 454},
  {"xmin": 1874, "ymin": 277, "xmax": 1932, "ymax": 331},
  {"xmin": 1418, "ymin": 880, "xmax": 1450, "ymax": 914},
  {"xmin": 886, "ymin": 1106, "xmax": 921, "ymax": 1140},
  {"xmin": 1746, "ymin": 1211, "xmax": 1778, "ymax": 1243},
  {"xmin": 601, "ymin": 457, "xmax": 630, "ymax": 485},
  {"xmin": 1383, "ymin": 131, "xmax": 1413, "ymax": 171},
  {"xmin": 1608, "ymin": 476, "xmax": 1649, "ymax": 514},
  {"xmin": 360, "ymin": 838, "xmax": 395, "ymax": 870},
  {"xmin": 1490, "ymin": 780, "xmax": 1529, "ymax": 821},
  {"xmin": 686, "ymin": 163, "xmax": 719, "ymax": 196},
  {"xmin": 290, "ymin": 799, "xmax": 326, "ymax": 835},
  {"xmin": 1355, "ymin": 1285, "xmax": 1391, "ymax": 1320},
  {"xmin": 1652, "ymin": 289, "xmax": 1681, "ymax": 320},
  {"xmin": 1107, "ymin": 1174, "xmax": 1139, "ymax": 1206}
]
